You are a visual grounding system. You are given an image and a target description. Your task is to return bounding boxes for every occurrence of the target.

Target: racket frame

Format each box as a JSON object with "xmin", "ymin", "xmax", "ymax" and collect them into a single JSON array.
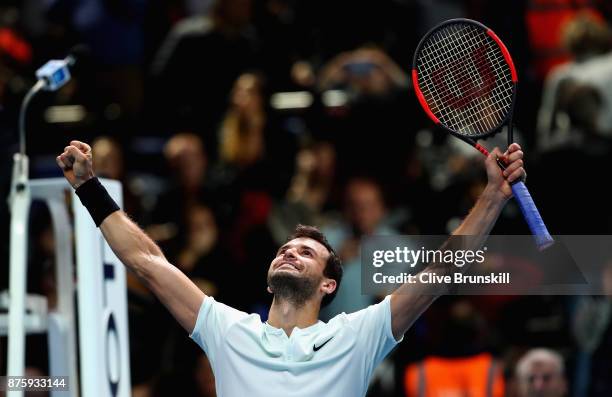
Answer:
[{"xmin": 411, "ymin": 18, "xmax": 554, "ymax": 250}]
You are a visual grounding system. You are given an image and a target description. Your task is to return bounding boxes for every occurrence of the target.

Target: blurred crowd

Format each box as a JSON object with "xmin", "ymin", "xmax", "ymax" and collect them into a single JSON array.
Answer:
[{"xmin": 1, "ymin": 0, "xmax": 612, "ymax": 396}]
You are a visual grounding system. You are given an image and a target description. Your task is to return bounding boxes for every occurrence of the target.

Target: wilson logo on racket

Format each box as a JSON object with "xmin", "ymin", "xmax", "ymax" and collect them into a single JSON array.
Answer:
[{"xmin": 431, "ymin": 46, "xmax": 496, "ymax": 110}]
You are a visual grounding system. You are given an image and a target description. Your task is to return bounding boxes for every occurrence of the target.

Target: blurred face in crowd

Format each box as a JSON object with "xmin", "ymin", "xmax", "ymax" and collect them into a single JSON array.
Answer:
[
  {"xmin": 517, "ymin": 355, "xmax": 567, "ymax": 397},
  {"xmin": 231, "ymin": 73, "xmax": 263, "ymax": 115},
  {"xmin": 313, "ymin": 142, "xmax": 336, "ymax": 180},
  {"xmin": 267, "ymin": 237, "xmax": 333, "ymax": 306},
  {"xmin": 186, "ymin": 205, "xmax": 218, "ymax": 255},
  {"xmin": 345, "ymin": 179, "xmax": 386, "ymax": 235},
  {"xmin": 164, "ymin": 133, "xmax": 207, "ymax": 192},
  {"xmin": 92, "ymin": 137, "xmax": 124, "ymax": 180}
]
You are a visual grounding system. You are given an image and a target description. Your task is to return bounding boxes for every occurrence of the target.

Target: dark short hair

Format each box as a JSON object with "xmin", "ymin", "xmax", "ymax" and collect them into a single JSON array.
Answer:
[{"xmin": 286, "ymin": 224, "xmax": 343, "ymax": 307}]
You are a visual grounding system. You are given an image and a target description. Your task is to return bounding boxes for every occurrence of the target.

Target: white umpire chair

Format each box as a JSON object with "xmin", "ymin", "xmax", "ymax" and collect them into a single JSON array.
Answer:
[{"xmin": 3, "ymin": 176, "xmax": 131, "ymax": 397}]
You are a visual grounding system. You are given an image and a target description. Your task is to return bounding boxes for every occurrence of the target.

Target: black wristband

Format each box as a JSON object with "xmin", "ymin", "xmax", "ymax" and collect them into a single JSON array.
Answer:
[{"xmin": 75, "ymin": 177, "xmax": 120, "ymax": 227}]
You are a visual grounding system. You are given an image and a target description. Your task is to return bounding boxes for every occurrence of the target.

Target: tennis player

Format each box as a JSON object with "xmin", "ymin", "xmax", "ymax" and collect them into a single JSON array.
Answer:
[{"xmin": 57, "ymin": 140, "xmax": 525, "ymax": 396}]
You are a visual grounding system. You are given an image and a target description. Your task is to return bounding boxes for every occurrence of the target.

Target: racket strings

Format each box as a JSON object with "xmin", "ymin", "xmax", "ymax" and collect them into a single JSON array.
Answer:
[
  {"xmin": 416, "ymin": 23, "xmax": 514, "ymax": 136},
  {"xmin": 422, "ymin": 34, "xmax": 511, "ymax": 132},
  {"xmin": 421, "ymin": 41, "xmax": 512, "ymax": 132}
]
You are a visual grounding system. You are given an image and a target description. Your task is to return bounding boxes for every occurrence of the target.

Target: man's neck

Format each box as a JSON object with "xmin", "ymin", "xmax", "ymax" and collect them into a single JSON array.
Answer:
[{"xmin": 267, "ymin": 297, "xmax": 320, "ymax": 337}]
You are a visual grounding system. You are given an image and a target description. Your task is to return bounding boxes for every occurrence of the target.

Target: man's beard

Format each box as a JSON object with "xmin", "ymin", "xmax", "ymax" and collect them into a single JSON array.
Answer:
[{"xmin": 268, "ymin": 271, "xmax": 320, "ymax": 307}]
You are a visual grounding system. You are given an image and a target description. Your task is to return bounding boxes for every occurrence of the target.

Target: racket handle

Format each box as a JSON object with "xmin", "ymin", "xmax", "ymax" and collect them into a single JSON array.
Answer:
[{"xmin": 510, "ymin": 181, "xmax": 554, "ymax": 250}]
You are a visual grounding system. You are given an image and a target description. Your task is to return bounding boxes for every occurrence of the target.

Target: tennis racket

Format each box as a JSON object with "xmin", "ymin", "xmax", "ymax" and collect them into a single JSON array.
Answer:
[{"xmin": 412, "ymin": 18, "xmax": 553, "ymax": 250}]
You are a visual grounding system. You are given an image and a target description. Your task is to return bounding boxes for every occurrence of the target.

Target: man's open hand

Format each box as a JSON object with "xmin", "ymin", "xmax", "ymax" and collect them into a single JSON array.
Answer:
[{"xmin": 56, "ymin": 140, "xmax": 95, "ymax": 189}]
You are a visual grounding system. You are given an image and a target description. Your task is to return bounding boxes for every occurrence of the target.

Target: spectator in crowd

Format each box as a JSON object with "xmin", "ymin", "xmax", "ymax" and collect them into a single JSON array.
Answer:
[
  {"xmin": 532, "ymin": 17, "xmax": 612, "ymax": 233},
  {"xmin": 515, "ymin": 348, "xmax": 567, "ymax": 397},
  {"xmin": 286, "ymin": 140, "xmax": 338, "ymax": 214},
  {"xmin": 210, "ymin": 72, "xmax": 295, "ymax": 199},
  {"xmin": 317, "ymin": 45, "xmax": 408, "ymax": 100},
  {"xmin": 176, "ymin": 205, "xmax": 219, "ymax": 275},
  {"xmin": 149, "ymin": 132, "xmax": 211, "ymax": 245},
  {"xmin": 173, "ymin": 203, "xmax": 233, "ymax": 306},
  {"xmin": 218, "ymin": 72, "xmax": 267, "ymax": 169},
  {"xmin": 537, "ymin": 12, "xmax": 612, "ymax": 151},
  {"xmin": 404, "ymin": 300, "xmax": 505, "ymax": 397},
  {"xmin": 163, "ymin": 132, "xmax": 208, "ymax": 202},
  {"xmin": 268, "ymin": 140, "xmax": 339, "ymax": 245},
  {"xmin": 92, "ymin": 136, "xmax": 124, "ymax": 180}
]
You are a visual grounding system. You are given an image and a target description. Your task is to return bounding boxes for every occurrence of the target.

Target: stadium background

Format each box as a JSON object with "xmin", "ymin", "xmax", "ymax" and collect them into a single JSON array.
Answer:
[{"xmin": 1, "ymin": 0, "xmax": 611, "ymax": 395}]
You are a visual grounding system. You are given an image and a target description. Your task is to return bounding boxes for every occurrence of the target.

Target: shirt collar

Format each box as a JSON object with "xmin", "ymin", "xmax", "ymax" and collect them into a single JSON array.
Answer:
[{"xmin": 264, "ymin": 320, "xmax": 324, "ymax": 337}]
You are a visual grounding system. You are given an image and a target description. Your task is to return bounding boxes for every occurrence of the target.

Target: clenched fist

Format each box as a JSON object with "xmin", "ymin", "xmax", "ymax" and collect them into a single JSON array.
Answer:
[{"xmin": 56, "ymin": 140, "xmax": 95, "ymax": 189}]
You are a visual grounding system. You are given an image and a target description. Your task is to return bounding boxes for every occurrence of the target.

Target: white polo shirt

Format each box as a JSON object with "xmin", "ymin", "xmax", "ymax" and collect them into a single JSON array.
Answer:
[{"xmin": 190, "ymin": 295, "xmax": 402, "ymax": 397}]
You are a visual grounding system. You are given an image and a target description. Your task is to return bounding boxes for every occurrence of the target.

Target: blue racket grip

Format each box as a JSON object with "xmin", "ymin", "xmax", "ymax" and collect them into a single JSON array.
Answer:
[{"xmin": 511, "ymin": 181, "xmax": 554, "ymax": 250}]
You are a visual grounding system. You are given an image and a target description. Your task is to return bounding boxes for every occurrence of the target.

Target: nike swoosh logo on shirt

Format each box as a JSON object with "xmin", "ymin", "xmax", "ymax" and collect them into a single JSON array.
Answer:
[{"xmin": 313, "ymin": 337, "xmax": 334, "ymax": 352}]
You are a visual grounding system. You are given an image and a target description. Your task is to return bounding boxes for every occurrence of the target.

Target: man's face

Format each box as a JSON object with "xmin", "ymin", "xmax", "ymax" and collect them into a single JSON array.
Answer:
[
  {"xmin": 267, "ymin": 237, "xmax": 332, "ymax": 305},
  {"xmin": 518, "ymin": 360, "xmax": 567, "ymax": 397}
]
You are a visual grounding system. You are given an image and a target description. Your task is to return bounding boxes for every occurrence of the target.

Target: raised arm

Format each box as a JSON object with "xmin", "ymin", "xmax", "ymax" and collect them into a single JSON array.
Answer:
[
  {"xmin": 390, "ymin": 144, "xmax": 525, "ymax": 340},
  {"xmin": 57, "ymin": 141, "xmax": 205, "ymax": 332}
]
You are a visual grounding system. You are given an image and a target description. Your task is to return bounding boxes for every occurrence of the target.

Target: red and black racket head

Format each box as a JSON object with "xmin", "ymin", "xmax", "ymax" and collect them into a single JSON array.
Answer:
[{"xmin": 412, "ymin": 19, "xmax": 518, "ymax": 140}]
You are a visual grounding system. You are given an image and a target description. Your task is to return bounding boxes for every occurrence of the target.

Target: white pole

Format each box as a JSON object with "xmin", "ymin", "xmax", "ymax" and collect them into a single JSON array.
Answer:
[
  {"xmin": 7, "ymin": 153, "xmax": 31, "ymax": 397},
  {"xmin": 46, "ymin": 195, "xmax": 80, "ymax": 397}
]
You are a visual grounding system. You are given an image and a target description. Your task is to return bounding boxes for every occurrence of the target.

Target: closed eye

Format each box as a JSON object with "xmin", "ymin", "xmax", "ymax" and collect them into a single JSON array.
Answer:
[{"xmin": 276, "ymin": 245, "xmax": 316, "ymax": 258}]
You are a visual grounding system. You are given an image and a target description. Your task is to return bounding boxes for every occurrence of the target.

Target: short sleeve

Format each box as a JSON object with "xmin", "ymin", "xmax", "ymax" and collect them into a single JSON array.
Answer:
[
  {"xmin": 346, "ymin": 295, "xmax": 403, "ymax": 372},
  {"xmin": 189, "ymin": 296, "xmax": 249, "ymax": 363}
]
